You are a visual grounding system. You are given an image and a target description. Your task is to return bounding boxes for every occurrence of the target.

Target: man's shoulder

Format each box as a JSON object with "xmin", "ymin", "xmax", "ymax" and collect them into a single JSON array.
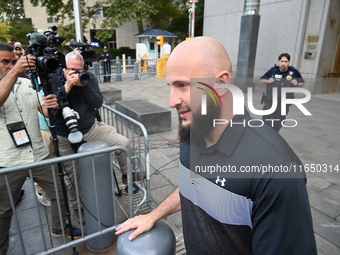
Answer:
[
  {"xmin": 17, "ymin": 77, "xmax": 31, "ymax": 84},
  {"xmin": 16, "ymin": 77, "xmax": 33, "ymax": 89},
  {"xmin": 261, "ymin": 65, "xmax": 279, "ymax": 77},
  {"xmin": 288, "ymin": 66, "xmax": 301, "ymax": 73},
  {"xmin": 268, "ymin": 65, "xmax": 279, "ymax": 71},
  {"xmin": 246, "ymin": 124, "xmax": 301, "ymax": 163}
]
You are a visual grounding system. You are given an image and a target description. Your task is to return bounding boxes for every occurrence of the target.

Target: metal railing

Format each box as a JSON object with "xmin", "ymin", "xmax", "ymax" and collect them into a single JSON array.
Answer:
[
  {"xmin": 0, "ymin": 104, "xmax": 152, "ymax": 254},
  {"xmin": 99, "ymin": 104, "xmax": 153, "ymax": 213},
  {"xmin": 95, "ymin": 57, "xmax": 167, "ymax": 81}
]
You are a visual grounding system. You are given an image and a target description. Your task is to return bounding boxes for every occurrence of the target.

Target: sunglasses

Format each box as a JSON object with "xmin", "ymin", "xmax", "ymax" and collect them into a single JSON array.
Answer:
[
  {"xmin": 15, "ymin": 47, "xmax": 22, "ymax": 50},
  {"xmin": 0, "ymin": 59, "xmax": 18, "ymax": 67}
]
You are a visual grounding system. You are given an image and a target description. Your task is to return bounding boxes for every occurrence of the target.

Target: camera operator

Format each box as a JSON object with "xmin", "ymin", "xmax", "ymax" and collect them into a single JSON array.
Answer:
[
  {"xmin": 50, "ymin": 51, "xmax": 140, "ymax": 222},
  {"xmin": 0, "ymin": 42, "xmax": 81, "ymax": 254}
]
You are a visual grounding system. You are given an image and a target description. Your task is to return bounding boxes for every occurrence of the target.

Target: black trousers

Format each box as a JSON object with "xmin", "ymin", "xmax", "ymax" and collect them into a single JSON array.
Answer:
[{"xmin": 102, "ymin": 61, "xmax": 111, "ymax": 82}]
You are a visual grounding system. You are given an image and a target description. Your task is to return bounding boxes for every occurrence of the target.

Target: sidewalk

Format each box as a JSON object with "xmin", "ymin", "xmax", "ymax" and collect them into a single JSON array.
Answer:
[{"xmin": 8, "ymin": 75, "xmax": 340, "ymax": 254}]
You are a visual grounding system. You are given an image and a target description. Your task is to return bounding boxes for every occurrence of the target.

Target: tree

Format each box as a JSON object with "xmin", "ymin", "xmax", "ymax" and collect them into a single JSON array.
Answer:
[
  {"xmin": 0, "ymin": 0, "xmax": 25, "ymax": 20},
  {"xmin": 0, "ymin": 0, "xmax": 35, "ymax": 44},
  {"xmin": 25, "ymin": 0, "xmax": 204, "ymax": 44},
  {"xmin": 29, "ymin": 0, "xmax": 105, "ymax": 43},
  {"xmin": 147, "ymin": 0, "xmax": 179, "ymax": 29},
  {"xmin": 8, "ymin": 19, "xmax": 36, "ymax": 45},
  {"xmin": 167, "ymin": 0, "xmax": 204, "ymax": 41},
  {"xmin": 95, "ymin": 0, "xmax": 157, "ymax": 41},
  {"xmin": 0, "ymin": 19, "xmax": 12, "ymax": 42}
]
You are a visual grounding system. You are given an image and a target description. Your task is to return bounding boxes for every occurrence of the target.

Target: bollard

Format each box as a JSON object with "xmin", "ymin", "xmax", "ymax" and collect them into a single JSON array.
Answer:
[
  {"xmin": 116, "ymin": 57, "xmax": 122, "ymax": 81},
  {"xmin": 134, "ymin": 61, "xmax": 139, "ymax": 80},
  {"xmin": 156, "ymin": 58, "xmax": 166, "ymax": 77},
  {"xmin": 78, "ymin": 141, "xmax": 126, "ymax": 251},
  {"xmin": 117, "ymin": 221, "xmax": 176, "ymax": 255},
  {"xmin": 127, "ymin": 56, "xmax": 132, "ymax": 66},
  {"xmin": 92, "ymin": 62, "xmax": 101, "ymax": 83},
  {"xmin": 122, "ymin": 54, "xmax": 126, "ymax": 74}
]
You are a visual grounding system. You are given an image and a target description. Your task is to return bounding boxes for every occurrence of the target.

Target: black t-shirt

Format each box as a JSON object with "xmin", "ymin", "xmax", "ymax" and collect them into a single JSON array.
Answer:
[
  {"xmin": 261, "ymin": 66, "xmax": 304, "ymax": 99},
  {"xmin": 179, "ymin": 112, "xmax": 316, "ymax": 255}
]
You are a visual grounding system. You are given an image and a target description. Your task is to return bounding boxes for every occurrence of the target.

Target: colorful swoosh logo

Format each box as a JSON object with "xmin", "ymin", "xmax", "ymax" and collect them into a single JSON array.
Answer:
[{"xmin": 196, "ymin": 82, "xmax": 222, "ymax": 106}]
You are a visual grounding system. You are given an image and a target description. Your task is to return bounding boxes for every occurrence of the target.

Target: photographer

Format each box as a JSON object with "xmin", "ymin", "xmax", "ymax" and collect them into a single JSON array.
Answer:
[
  {"xmin": 51, "ymin": 51, "xmax": 138, "ymax": 222},
  {"xmin": 0, "ymin": 42, "xmax": 81, "ymax": 254}
]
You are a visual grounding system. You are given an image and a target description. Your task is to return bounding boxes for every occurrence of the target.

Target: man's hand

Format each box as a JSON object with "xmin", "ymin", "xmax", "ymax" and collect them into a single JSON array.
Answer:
[
  {"xmin": 267, "ymin": 77, "xmax": 275, "ymax": 84},
  {"xmin": 291, "ymin": 79, "xmax": 299, "ymax": 86},
  {"xmin": 64, "ymin": 69, "xmax": 86, "ymax": 93},
  {"xmin": 73, "ymin": 48, "xmax": 81, "ymax": 54},
  {"xmin": 115, "ymin": 214, "xmax": 156, "ymax": 241},
  {"xmin": 116, "ymin": 188, "xmax": 180, "ymax": 241},
  {"xmin": 39, "ymin": 94, "xmax": 58, "ymax": 117},
  {"xmin": 42, "ymin": 94, "xmax": 58, "ymax": 109},
  {"xmin": 12, "ymin": 55, "xmax": 36, "ymax": 75},
  {"xmin": 260, "ymin": 77, "xmax": 275, "ymax": 85}
]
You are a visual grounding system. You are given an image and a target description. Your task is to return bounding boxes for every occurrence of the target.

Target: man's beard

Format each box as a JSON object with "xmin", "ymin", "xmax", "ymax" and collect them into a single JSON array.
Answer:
[{"xmin": 178, "ymin": 99, "xmax": 221, "ymax": 145}]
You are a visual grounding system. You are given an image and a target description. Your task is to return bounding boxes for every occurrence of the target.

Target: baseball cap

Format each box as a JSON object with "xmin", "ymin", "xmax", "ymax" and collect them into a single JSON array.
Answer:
[
  {"xmin": 14, "ymin": 42, "xmax": 22, "ymax": 47},
  {"xmin": 104, "ymin": 46, "xmax": 107, "ymax": 49}
]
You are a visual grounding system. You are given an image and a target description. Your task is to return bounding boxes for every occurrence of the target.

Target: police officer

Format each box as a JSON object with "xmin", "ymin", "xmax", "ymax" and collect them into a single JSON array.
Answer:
[
  {"xmin": 97, "ymin": 46, "xmax": 112, "ymax": 82},
  {"xmin": 260, "ymin": 53, "xmax": 304, "ymax": 132}
]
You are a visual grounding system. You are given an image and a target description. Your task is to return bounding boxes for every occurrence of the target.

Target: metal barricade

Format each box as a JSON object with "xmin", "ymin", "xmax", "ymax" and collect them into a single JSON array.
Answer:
[
  {"xmin": 1, "ymin": 146, "xmax": 133, "ymax": 254},
  {"xmin": 97, "ymin": 58, "xmax": 141, "ymax": 81},
  {"xmin": 1, "ymin": 106, "xmax": 152, "ymax": 254},
  {"xmin": 98, "ymin": 104, "xmax": 152, "ymax": 214}
]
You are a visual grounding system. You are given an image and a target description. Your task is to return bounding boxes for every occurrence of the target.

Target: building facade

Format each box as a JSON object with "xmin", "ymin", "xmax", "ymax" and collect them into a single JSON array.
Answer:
[
  {"xmin": 23, "ymin": 0, "xmax": 140, "ymax": 49},
  {"xmin": 204, "ymin": 0, "xmax": 340, "ymax": 94}
]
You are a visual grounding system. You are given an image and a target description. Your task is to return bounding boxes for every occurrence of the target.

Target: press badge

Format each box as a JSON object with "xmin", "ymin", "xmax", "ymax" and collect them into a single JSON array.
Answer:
[{"xmin": 6, "ymin": 121, "xmax": 31, "ymax": 147}]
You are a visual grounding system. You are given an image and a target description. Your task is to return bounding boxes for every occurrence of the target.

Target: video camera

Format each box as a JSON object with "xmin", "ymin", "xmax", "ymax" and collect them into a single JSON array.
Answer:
[
  {"xmin": 70, "ymin": 40, "xmax": 96, "ymax": 70},
  {"xmin": 70, "ymin": 40, "xmax": 91, "ymax": 52},
  {"xmin": 26, "ymin": 26, "xmax": 66, "ymax": 91}
]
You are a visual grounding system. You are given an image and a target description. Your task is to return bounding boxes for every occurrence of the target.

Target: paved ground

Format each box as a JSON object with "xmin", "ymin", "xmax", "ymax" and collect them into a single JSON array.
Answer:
[{"xmin": 8, "ymin": 74, "xmax": 340, "ymax": 254}]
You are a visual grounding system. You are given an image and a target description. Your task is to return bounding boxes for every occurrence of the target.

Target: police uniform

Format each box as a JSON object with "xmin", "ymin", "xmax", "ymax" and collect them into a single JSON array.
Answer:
[
  {"xmin": 97, "ymin": 47, "xmax": 112, "ymax": 82},
  {"xmin": 260, "ymin": 65, "xmax": 304, "ymax": 132}
]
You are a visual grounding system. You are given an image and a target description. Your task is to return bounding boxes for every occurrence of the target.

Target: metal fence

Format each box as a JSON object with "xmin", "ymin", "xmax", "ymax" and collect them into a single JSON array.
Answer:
[
  {"xmin": 95, "ymin": 57, "xmax": 166, "ymax": 82},
  {"xmin": 99, "ymin": 104, "xmax": 153, "ymax": 213},
  {"xmin": 0, "ymin": 104, "xmax": 152, "ymax": 254}
]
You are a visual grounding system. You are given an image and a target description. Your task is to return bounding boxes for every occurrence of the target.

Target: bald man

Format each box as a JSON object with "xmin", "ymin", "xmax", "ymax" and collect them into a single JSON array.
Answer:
[{"xmin": 116, "ymin": 37, "xmax": 316, "ymax": 255}]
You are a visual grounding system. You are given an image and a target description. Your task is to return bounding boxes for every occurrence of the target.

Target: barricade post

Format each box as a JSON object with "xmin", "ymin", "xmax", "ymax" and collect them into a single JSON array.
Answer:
[
  {"xmin": 116, "ymin": 57, "xmax": 122, "ymax": 81},
  {"xmin": 78, "ymin": 141, "xmax": 126, "ymax": 250}
]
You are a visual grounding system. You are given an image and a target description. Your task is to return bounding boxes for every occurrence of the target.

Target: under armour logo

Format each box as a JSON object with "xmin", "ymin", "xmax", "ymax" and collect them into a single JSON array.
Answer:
[{"xmin": 215, "ymin": 176, "xmax": 226, "ymax": 187}]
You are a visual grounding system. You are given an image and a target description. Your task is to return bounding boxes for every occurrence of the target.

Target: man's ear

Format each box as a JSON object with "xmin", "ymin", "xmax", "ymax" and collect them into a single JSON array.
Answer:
[{"xmin": 214, "ymin": 71, "xmax": 231, "ymax": 96}]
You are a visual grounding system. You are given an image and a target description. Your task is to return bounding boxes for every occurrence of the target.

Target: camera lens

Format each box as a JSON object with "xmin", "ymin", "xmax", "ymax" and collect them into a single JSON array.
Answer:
[
  {"xmin": 62, "ymin": 107, "xmax": 79, "ymax": 132},
  {"xmin": 37, "ymin": 56, "xmax": 59, "ymax": 72},
  {"xmin": 79, "ymin": 73, "xmax": 91, "ymax": 84},
  {"xmin": 75, "ymin": 69, "xmax": 92, "ymax": 84}
]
